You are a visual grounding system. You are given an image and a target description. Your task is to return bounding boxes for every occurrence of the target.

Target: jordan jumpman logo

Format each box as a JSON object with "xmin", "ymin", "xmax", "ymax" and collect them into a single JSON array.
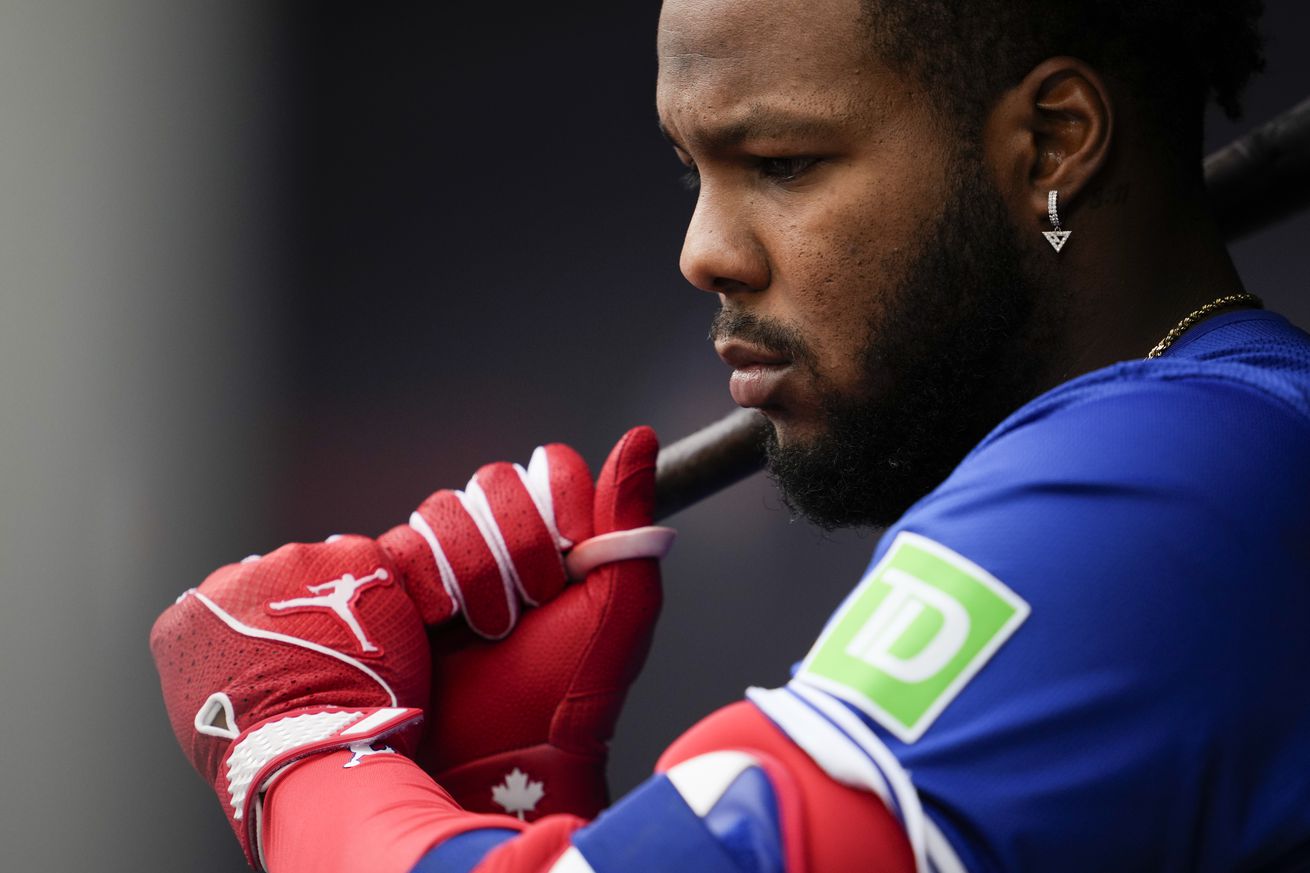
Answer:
[
  {"xmin": 267, "ymin": 567, "xmax": 390, "ymax": 653},
  {"xmin": 343, "ymin": 740, "xmax": 396, "ymax": 769}
]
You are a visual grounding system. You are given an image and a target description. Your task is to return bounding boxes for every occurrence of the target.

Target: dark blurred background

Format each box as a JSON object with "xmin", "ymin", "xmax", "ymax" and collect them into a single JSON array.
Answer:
[{"xmin": 1, "ymin": 3, "xmax": 1306, "ymax": 870}]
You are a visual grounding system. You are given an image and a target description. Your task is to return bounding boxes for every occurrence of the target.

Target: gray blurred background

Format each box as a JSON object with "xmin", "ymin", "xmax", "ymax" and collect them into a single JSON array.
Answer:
[{"xmin": 0, "ymin": 2, "xmax": 1306, "ymax": 870}]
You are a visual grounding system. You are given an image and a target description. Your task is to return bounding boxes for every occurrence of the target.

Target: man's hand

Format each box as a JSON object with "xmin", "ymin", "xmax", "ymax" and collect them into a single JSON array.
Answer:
[
  {"xmin": 413, "ymin": 426, "xmax": 674, "ymax": 820},
  {"xmin": 376, "ymin": 437, "xmax": 594, "ymax": 639},
  {"xmin": 376, "ymin": 429, "xmax": 674, "ymax": 642},
  {"xmin": 150, "ymin": 536, "xmax": 430, "ymax": 869},
  {"xmin": 151, "ymin": 426, "xmax": 672, "ymax": 868}
]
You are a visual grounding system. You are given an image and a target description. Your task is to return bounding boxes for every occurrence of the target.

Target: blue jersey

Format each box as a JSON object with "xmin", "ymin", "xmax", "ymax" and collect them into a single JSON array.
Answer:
[{"xmin": 758, "ymin": 308, "xmax": 1310, "ymax": 872}]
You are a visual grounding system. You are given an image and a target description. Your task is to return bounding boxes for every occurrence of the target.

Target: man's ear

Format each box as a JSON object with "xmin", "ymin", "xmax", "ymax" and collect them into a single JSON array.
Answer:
[{"xmin": 983, "ymin": 57, "xmax": 1114, "ymax": 226}]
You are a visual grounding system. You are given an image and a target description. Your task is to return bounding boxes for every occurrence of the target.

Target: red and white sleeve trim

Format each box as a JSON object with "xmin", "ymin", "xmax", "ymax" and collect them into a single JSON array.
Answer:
[{"xmin": 747, "ymin": 684, "xmax": 967, "ymax": 873}]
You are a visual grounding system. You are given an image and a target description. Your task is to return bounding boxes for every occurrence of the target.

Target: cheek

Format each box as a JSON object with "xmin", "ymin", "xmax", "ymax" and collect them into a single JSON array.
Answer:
[
  {"xmin": 770, "ymin": 152, "xmax": 948, "ymax": 385},
  {"xmin": 769, "ymin": 204, "xmax": 905, "ymax": 388}
]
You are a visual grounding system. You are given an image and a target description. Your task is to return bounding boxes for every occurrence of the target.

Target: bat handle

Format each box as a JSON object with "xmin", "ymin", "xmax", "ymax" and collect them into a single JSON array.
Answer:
[
  {"xmin": 1205, "ymin": 96, "xmax": 1310, "ymax": 241},
  {"xmin": 653, "ymin": 407, "xmax": 769, "ymax": 521}
]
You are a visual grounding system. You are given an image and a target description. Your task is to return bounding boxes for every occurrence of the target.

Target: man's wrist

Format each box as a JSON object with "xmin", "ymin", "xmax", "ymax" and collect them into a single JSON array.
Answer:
[
  {"xmin": 227, "ymin": 706, "xmax": 424, "ymax": 869},
  {"xmin": 262, "ymin": 747, "xmax": 532, "ymax": 873}
]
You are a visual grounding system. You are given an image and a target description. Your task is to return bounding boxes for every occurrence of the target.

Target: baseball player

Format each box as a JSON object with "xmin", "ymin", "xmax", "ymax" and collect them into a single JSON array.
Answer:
[{"xmin": 151, "ymin": 0, "xmax": 1310, "ymax": 871}]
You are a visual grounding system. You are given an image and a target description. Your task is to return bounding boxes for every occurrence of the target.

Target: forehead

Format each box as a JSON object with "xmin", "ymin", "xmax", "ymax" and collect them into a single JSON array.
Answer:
[{"xmin": 656, "ymin": 0, "xmax": 891, "ymax": 135}]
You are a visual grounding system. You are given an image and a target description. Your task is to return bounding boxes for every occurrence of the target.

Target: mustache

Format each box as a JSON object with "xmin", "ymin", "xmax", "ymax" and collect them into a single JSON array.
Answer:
[{"xmin": 708, "ymin": 308, "xmax": 815, "ymax": 366}]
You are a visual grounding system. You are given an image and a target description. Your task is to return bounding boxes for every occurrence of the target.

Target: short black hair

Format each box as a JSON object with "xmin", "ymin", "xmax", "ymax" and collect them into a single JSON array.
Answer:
[{"xmin": 860, "ymin": 0, "xmax": 1265, "ymax": 175}]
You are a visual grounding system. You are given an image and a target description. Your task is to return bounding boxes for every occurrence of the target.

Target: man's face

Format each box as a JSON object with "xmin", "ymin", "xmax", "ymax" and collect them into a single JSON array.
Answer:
[{"xmin": 657, "ymin": 0, "xmax": 1059, "ymax": 527}]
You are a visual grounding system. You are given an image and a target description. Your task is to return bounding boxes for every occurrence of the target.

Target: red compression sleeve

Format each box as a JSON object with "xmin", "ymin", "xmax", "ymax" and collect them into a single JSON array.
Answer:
[
  {"xmin": 657, "ymin": 701, "xmax": 916, "ymax": 873},
  {"xmin": 265, "ymin": 702, "xmax": 914, "ymax": 873},
  {"xmin": 262, "ymin": 750, "xmax": 549, "ymax": 873}
]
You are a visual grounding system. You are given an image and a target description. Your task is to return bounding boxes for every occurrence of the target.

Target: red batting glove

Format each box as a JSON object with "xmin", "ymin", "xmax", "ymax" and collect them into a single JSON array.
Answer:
[
  {"xmin": 377, "ymin": 427, "xmax": 674, "ymax": 642},
  {"xmin": 412, "ymin": 426, "xmax": 674, "ymax": 821},
  {"xmin": 150, "ymin": 537, "xmax": 429, "ymax": 870},
  {"xmin": 375, "ymin": 439, "xmax": 587, "ymax": 640}
]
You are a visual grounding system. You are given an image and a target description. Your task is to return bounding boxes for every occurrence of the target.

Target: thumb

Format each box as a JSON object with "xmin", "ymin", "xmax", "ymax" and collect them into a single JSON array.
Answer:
[
  {"xmin": 562, "ymin": 426, "xmax": 673, "ymax": 581},
  {"xmin": 593, "ymin": 425, "xmax": 660, "ymax": 535},
  {"xmin": 547, "ymin": 428, "xmax": 666, "ymax": 754}
]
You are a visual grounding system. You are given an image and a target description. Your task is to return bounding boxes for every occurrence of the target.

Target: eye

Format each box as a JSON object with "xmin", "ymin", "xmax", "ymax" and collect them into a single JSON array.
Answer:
[{"xmin": 758, "ymin": 156, "xmax": 819, "ymax": 183}]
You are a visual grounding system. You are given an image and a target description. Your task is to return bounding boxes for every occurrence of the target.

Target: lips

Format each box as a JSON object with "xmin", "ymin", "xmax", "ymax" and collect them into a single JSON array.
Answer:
[{"xmin": 716, "ymin": 341, "xmax": 792, "ymax": 409}]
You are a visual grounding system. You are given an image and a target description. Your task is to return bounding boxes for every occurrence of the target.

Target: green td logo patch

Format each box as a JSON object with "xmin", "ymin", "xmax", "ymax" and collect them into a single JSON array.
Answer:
[{"xmin": 797, "ymin": 531, "xmax": 1029, "ymax": 742}]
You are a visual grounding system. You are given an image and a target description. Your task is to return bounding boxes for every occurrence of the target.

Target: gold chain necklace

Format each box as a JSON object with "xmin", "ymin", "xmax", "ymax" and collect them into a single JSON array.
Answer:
[{"xmin": 1146, "ymin": 292, "xmax": 1263, "ymax": 359}]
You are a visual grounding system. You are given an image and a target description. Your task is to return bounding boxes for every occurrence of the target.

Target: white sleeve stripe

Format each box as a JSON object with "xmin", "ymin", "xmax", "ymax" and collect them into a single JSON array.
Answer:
[
  {"xmin": 785, "ymin": 682, "xmax": 931, "ymax": 872},
  {"xmin": 747, "ymin": 684, "xmax": 931, "ymax": 873},
  {"xmin": 747, "ymin": 685, "xmax": 894, "ymax": 804},
  {"xmin": 925, "ymin": 818, "xmax": 969, "ymax": 873},
  {"xmin": 459, "ymin": 478, "xmax": 530, "ymax": 609},
  {"xmin": 408, "ymin": 511, "xmax": 464, "ymax": 616},
  {"xmin": 786, "ymin": 684, "xmax": 969, "ymax": 873},
  {"xmin": 785, "ymin": 683, "xmax": 914, "ymax": 811},
  {"xmin": 189, "ymin": 590, "xmax": 397, "ymax": 706},
  {"xmin": 546, "ymin": 846, "xmax": 597, "ymax": 873}
]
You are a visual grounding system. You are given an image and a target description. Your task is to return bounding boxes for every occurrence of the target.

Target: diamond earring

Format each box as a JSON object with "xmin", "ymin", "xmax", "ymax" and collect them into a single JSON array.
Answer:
[{"xmin": 1043, "ymin": 189, "xmax": 1071, "ymax": 253}]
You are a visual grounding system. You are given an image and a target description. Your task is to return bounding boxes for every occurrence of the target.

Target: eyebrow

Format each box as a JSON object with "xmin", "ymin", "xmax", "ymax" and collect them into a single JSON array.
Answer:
[{"xmin": 658, "ymin": 107, "xmax": 845, "ymax": 151}]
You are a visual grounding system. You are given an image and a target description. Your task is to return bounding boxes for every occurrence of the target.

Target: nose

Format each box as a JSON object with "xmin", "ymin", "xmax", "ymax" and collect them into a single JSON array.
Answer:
[{"xmin": 678, "ymin": 189, "xmax": 769, "ymax": 295}]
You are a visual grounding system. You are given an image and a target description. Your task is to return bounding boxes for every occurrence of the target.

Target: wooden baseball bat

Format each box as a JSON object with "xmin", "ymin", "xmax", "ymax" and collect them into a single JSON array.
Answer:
[{"xmin": 652, "ymin": 96, "xmax": 1310, "ymax": 521}]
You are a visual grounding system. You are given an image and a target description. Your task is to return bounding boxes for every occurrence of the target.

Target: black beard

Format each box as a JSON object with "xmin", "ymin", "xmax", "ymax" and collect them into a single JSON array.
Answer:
[{"xmin": 761, "ymin": 158, "xmax": 1061, "ymax": 530}]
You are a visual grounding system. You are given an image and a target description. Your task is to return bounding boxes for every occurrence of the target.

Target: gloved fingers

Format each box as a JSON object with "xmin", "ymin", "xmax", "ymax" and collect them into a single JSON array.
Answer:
[
  {"xmin": 377, "ymin": 522, "xmax": 459, "ymax": 625},
  {"xmin": 393, "ymin": 433, "xmax": 660, "ymax": 638},
  {"xmin": 529, "ymin": 442, "xmax": 595, "ymax": 547},
  {"xmin": 411, "ymin": 489, "xmax": 518, "ymax": 639},
  {"xmin": 475, "ymin": 461, "xmax": 569, "ymax": 606},
  {"xmin": 397, "ymin": 443, "xmax": 599, "ymax": 637},
  {"xmin": 415, "ymin": 430, "xmax": 671, "ymax": 802}
]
